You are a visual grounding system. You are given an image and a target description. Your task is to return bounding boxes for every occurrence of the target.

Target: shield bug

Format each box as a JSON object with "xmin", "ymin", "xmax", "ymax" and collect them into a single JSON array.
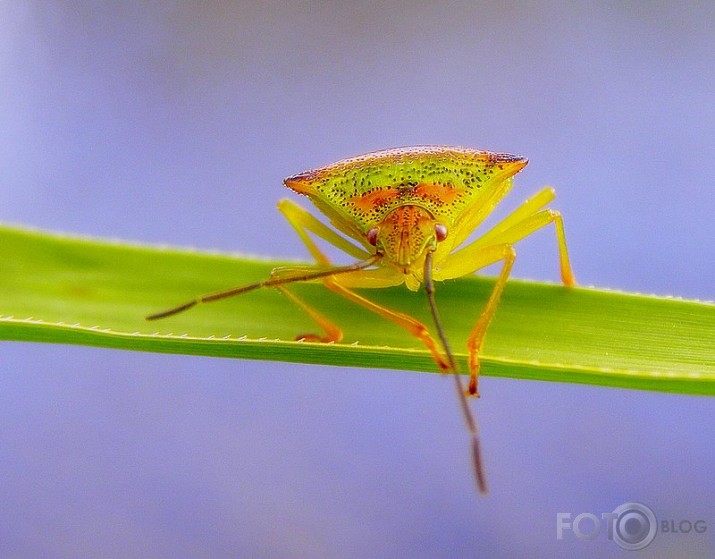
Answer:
[{"xmin": 147, "ymin": 145, "xmax": 575, "ymax": 493}]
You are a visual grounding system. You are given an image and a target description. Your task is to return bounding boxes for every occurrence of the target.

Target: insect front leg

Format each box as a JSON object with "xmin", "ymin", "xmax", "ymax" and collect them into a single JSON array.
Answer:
[
  {"xmin": 322, "ymin": 273, "xmax": 453, "ymax": 372},
  {"xmin": 437, "ymin": 243, "xmax": 517, "ymax": 396},
  {"xmin": 464, "ymin": 244, "xmax": 516, "ymax": 396},
  {"xmin": 277, "ymin": 198, "xmax": 370, "ymax": 264}
]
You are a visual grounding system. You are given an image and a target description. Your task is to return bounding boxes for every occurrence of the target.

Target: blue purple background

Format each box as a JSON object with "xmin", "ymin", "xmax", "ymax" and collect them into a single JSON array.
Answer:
[{"xmin": 1, "ymin": 3, "xmax": 713, "ymax": 558}]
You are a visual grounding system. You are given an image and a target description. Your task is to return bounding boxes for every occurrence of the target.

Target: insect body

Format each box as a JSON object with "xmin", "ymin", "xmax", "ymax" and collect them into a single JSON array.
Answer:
[{"xmin": 148, "ymin": 146, "xmax": 575, "ymax": 493}]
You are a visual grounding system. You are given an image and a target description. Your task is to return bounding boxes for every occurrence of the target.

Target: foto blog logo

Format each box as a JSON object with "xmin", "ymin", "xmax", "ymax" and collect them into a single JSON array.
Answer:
[
  {"xmin": 557, "ymin": 501, "xmax": 707, "ymax": 551},
  {"xmin": 557, "ymin": 502, "xmax": 657, "ymax": 550}
]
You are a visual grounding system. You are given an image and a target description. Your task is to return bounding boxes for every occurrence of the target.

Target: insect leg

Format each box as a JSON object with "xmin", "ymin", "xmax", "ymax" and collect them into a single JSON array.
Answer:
[
  {"xmin": 436, "ymin": 243, "xmax": 517, "ymax": 397},
  {"xmin": 469, "ymin": 186, "xmax": 556, "ymax": 246},
  {"xmin": 277, "ymin": 198, "xmax": 370, "ymax": 264},
  {"xmin": 273, "ymin": 285, "xmax": 342, "ymax": 343},
  {"xmin": 469, "ymin": 207, "xmax": 575, "ymax": 286},
  {"xmin": 448, "ymin": 188, "xmax": 575, "ymax": 286},
  {"xmin": 464, "ymin": 244, "xmax": 516, "ymax": 397},
  {"xmin": 322, "ymin": 277, "xmax": 453, "ymax": 372}
]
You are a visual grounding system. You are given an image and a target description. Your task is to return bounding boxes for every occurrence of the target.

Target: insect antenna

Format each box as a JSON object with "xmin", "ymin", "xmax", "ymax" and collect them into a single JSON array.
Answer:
[
  {"xmin": 146, "ymin": 254, "xmax": 382, "ymax": 321},
  {"xmin": 424, "ymin": 250, "xmax": 488, "ymax": 495}
]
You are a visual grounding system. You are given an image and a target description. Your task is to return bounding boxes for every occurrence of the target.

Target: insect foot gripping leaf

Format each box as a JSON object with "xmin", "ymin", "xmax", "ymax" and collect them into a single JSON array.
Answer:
[{"xmin": 147, "ymin": 145, "xmax": 576, "ymax": 494}]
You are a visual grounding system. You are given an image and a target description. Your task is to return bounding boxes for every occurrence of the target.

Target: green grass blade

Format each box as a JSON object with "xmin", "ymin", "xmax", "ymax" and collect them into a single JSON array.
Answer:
[{"xmin": 1, "ymin": 224, "xmax": 713, "ymax": 395}]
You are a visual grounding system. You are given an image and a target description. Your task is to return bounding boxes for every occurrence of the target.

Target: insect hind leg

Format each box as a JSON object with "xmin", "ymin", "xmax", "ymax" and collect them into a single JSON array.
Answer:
[
  {"xmin": 460, "ymin": 187, "xmax": 575, "ymax": 286},
  {"xmin": 439, "ymin": 187, "xmax": 575, "ymax": 286},
  {"xmin": 476, "ymin": 207, "xmax": 575, "ymax": 286}
]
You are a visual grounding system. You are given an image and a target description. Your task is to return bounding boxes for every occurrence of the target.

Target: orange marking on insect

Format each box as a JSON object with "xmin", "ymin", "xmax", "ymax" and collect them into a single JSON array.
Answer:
[
  {"xmin": 413, "ymin": 182, "xmax": 464, "ymax": 206},
  {"xmin": 349, "ymin": 188, "xmax": 401, "ymax": 212}
]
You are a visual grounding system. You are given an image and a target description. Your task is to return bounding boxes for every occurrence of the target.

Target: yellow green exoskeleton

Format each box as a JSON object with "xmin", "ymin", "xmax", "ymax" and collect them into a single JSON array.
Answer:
[{"xmin": 148, "ymin": 146, "xmax": 576, "ymax": 494}]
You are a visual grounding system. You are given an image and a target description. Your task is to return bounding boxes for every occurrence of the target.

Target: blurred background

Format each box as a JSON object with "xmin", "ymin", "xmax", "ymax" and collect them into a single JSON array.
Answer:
[{"xmin": 1, "ymin": 2, "xmax": 713, "ymax": 557}]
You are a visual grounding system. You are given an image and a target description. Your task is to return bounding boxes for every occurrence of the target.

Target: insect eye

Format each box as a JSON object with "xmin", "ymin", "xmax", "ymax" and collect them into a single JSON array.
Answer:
[
  {"xmin": 434, "ymin": 223, "xmax": 448, "ymax": 242},
  {"xmin": 367, "ymin": 227, "xmax": 379, "ymax": 246}
]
